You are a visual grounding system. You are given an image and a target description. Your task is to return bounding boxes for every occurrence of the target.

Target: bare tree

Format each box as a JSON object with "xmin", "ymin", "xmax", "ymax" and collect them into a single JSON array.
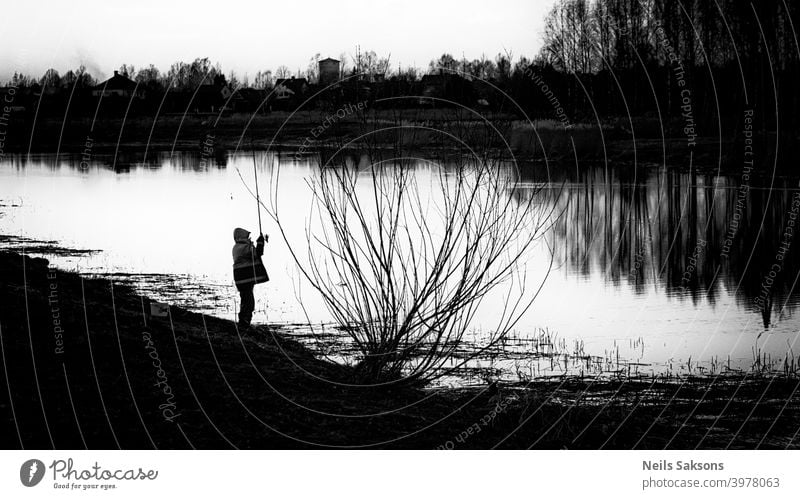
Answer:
[
  {"xmin": 253, "ymin": 70, "xmax": 273, "ymax": 89},
  {"xmin": 268, "ymin": 113, "xmax": 556, "ymax": 385},
  {"xmin": 118, "ymin": 64, "xmax": 136, "ymax": 78},
  {"xmin": 40, "ymin": 68, "xmax": 61, "ymax": 87},
  {"xmin": 541, "ymin": 0, "xmax": 596, "ymax": 73},
  {"xmin": 338, "ymin": 52, "xmax": 349, "ymax": 79},
  {"xmin": 396, "ymin": 65, "xmax": 420, "ymax": 81},
  {"xmin": 306, "ymin": 53, "xmax": 321, "ymax": 83},
  {"xmin": 165, "ymin": 57, "xmax": 220, "ymax": 89},
  {"xmin": 428, "ymin": 53, "xmax": 459, "ymax": 74},
  {"xmin": 62, "ymin": 65, "xmax": 94, "ymax": 88}
]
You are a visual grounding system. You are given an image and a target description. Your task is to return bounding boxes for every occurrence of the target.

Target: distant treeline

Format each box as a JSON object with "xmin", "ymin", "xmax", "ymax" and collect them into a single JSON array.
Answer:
[
  {"xmin": 0, "ymin": 54, "xmax": 525, "ymax": 117},
  {"xmin": 534, "ymin": 0, "xmax": 800, "ymax": 134},
  {"xmin": 2, "ymin": 0, "xmax": 798, "ymax": 135}
]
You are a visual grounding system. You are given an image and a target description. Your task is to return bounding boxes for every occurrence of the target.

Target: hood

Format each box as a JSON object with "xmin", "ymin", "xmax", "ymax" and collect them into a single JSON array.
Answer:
[{"xmin": 233, "ymin": 227, "xmax": 251, "ymax": 243}]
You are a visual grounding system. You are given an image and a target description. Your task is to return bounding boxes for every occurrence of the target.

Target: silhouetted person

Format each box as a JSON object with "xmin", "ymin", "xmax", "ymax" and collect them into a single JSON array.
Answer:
[{"xmin": 232, "ymin": 227, "xmax": 267, "ymax": 328}]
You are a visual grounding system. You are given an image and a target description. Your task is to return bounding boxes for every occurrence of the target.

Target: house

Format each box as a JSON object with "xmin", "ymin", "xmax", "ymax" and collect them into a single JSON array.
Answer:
[
  {"xmin": 418, "ymin": 72, "xmax": 475, "ymax": 106},
  {"xmin": 91, "ymin": 71, "xmax": 141, "ymax": 98},
  {"xmin": 271, "ymin": 77, "xmax": 309, "ymax": 110},
  {"xmin": 274, "ymin": 77, "xmax": 308, "ymax": 99}
]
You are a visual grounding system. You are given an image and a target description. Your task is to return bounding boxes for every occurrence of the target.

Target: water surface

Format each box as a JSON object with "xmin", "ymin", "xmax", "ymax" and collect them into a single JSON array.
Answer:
[{"xmin": 2, "ymin": 151, "xmax": 799, "ymax": 382}]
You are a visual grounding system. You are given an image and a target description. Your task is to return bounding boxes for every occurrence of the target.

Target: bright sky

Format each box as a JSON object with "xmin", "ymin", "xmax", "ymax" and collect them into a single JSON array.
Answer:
[{"xmin": 1, "ymin": 0, "xmax": 556, "ymax": 81}]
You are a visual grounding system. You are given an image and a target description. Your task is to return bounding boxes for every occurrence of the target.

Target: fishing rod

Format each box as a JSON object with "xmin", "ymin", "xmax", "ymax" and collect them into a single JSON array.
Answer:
[{"xmin": 252, "ymin": 151, "xmax": 263, "ymax": 238}]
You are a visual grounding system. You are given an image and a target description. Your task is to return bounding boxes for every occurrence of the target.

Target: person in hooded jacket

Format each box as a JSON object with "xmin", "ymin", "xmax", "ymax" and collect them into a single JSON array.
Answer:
[{"xmin": 232, "ymin": 227, "xmax": 266, "ymax": 327}]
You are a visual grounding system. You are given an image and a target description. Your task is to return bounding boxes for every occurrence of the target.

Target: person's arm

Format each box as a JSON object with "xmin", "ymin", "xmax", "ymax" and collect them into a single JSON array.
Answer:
[{"xmin": 255, "ymin": 233, "xmax": 266, "ymax": 257}]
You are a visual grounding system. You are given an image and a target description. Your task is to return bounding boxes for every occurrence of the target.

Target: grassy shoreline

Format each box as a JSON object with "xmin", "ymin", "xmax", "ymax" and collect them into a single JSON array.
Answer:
[
  {"xmin": 1, "ymin": 249, "xmax": 799, "ymax": 449},
  {"xmin": 0, "ymin": 112, "xmax": 756, "ymax": 167}
]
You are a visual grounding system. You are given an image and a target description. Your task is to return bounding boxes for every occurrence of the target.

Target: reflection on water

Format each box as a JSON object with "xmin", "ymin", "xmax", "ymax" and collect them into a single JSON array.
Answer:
[
  {"xmin": 1, "ymin": 151, "xmax": 799, "ymax": 382},
  {"xmin": 543, "ymin": 165, "xmax": 800, "ymax": 327}
]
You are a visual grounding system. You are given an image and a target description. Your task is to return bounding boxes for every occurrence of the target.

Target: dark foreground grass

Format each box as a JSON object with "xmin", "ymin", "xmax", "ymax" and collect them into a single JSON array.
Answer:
[{"xmin": 1, "ymin": 249, "xmax": 799, "ymax": 449}]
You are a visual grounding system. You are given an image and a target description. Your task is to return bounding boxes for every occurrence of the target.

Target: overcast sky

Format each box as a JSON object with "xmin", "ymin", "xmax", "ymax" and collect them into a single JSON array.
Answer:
[{"xmin": 1, "ymin": 0, "xmax": 555, "ymax": 82}]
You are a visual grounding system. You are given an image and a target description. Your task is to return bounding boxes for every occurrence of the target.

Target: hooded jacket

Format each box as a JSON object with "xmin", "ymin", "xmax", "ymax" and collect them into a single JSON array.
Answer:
[{"xmin": 232, "ymin": 228, "xmax": 267, "ymax": 285}]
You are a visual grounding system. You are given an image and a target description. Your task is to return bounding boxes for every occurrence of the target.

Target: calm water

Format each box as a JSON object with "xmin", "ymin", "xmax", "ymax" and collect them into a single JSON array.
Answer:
[{"xmin": 2, "ymin": 151, "xmax": 799, "ymax": 381}]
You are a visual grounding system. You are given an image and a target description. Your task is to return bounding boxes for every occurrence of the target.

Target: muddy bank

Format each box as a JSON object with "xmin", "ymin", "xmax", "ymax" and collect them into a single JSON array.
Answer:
[{"xmin": 1, "ymin": 249, "xmax": 799, "ymax": 449}]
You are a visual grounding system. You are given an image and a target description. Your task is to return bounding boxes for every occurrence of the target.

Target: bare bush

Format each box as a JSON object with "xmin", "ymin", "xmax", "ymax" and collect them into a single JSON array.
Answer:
[{"xmin": 272, "ymin": 110, "xmax": 556, "ymax": 385}]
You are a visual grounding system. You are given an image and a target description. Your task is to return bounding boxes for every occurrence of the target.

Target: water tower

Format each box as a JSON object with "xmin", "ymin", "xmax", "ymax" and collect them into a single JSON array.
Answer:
[{"xmin": 318, "ymin": 58, "xmax": 340, "ymax": 86}]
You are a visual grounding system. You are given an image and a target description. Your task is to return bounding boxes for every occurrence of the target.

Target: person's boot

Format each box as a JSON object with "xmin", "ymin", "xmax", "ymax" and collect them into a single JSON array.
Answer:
[{"xmin": 237, "ymin": 313, "xmax": 251, "ymax": 331}]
